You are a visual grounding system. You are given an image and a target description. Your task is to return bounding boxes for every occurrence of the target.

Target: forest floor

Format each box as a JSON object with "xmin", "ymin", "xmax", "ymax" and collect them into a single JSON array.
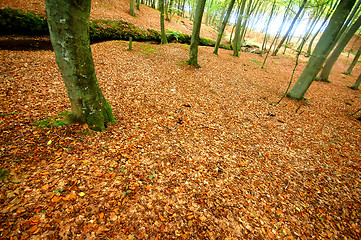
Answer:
[{"xmin": 1, "ymin": 0, "xmax": 361, "ymax": 239}]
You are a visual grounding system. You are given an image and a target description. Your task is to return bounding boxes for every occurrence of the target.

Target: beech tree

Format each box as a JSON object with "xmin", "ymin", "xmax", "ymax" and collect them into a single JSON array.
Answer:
[
  {"xmin": 187, "ymin": 0, "xmax": 207, "ymax": 67},
  {"xmin": 317, "ymin": 14, "xmax": 361, "ymax": 82},
  {"xmin": 344, "ymin": 46, "xmax": 361, "ymax": 75},
  {"xmin": 160, "ymin": 0, "xmax": 168, "ymax": 44},
  {"xmin": 45, "ymin": 0, "xmax": 116, "ymax": 131},
  {"xmin": 130, "ymin": 0, "xmax": 136, "ymax": 16},
  {"xmin": 287, "ymin": 0, "xmax": 356, "ymax": 100}
]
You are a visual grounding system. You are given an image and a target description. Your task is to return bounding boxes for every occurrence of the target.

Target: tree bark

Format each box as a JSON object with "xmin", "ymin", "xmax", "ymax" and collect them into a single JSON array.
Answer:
[
  {"xmin": 187, "ymin": 0, "xmax": 207, "ymax": 67},
  {"xmin": 160, "ymin": 0, "xmax": 168, "ymax": 44},
  {"xmin": 350, "ymin": 73, "xmax": 361, "ymax": 89},
  {"xmin": 130, "ymin": 0, "xmax": 136, "ymax": 16},
  {"xmin": 213, "ymin": 0, "xmax": 236, "ymax": 55},
  {"xmin": 233, "ymin": 0, "xmax": 247, "ymax": 57},
  {"xmin": 287, "ymin": 0, "xmax": 356, "ymax": 100},
  {"xmin": 317, "ymin": 14, "xmax": 361, "ymax": 82},
  {"xmin": 344, "ymin": 46, "xmax": 361, "ymax": 75},
  {"xmin": 45, "ymin": 0, "xmax": 116, "ymax": 131}
]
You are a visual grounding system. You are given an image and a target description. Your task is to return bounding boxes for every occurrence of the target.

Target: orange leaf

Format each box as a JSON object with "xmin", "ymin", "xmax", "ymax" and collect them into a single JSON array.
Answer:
[
  {"xmin": 29, "ymin": 225, "xmax": 37, "ymax": 233},
  {"xmin": 51, "ymin": 196, "xmax": 61, "ymax": 202},
  {"xmin": 99, "ymin": 212, "xmax": 104, "ymax": 219}
]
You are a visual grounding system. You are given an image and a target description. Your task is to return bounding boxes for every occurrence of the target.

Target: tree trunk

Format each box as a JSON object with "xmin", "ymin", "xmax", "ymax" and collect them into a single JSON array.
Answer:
[
  {"xmin": 272, "ymin": 0, "xmax": 307, "ymax": 56},
  {"xmin": 317, "ymin": 14, "xmax": 361, "ymax": 82},
  {"xmin": 160, "ymin": 0, "xmax": 168, "ymax": 44},
  {"xmin": 350, "ymin": 74, "xmax": 361, "ymax": 89},
  {"xmin": 45, "ymin": 0, "xmax": 116, "ymax": 131},
  {"xmin": 137, "ymin": 0, "xmax": 141, "ymax": 10},
  {"xmin": 233, "ymin": 0, "xmax": 247, "ymax": 57},
  {"xmin": 261, "ymin": 0, "xmax": 276, "ymax": 56},
  {"xmin": 287, "ymin": 0, "xmax": 356, "ymax": 100},
  {"xmin": 187, "ymin": 0, "xmax": 207, "ymax": 67},
  {"xmin": 344, "ymin": 46, "xmax": 361, "ymax": 75},
  {"xmin": 130, "ymin": 0, "xmax": 136, "ymax": 16},
  {"xmin": 213, "ymin": 0, "xmax": 236, "ymax": 55}
]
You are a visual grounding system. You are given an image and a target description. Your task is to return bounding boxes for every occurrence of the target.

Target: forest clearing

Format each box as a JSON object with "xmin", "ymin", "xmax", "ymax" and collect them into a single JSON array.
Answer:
[{"xmin": 1, "ymin": 0, "xmax": 361, "ymax": 239}]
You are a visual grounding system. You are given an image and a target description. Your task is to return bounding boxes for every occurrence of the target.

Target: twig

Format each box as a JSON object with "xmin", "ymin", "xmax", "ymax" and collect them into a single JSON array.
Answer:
[{"xmin": 349, "ymin": 108, "xmax": 361, "ymax": 117}]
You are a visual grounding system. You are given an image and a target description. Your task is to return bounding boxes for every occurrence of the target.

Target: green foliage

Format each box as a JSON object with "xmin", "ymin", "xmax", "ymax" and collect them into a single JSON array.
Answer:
[
  {"xmin": 0, "ymin": 8, "xmax": 48, "ymax": 35},
  {"xmin": 0, "ymin": 169, "xmax": 9, "ymax": 180},
  {"xmin": 199, "ymin": 37, "xmax": 215, "ymax": 47},
  {"xmin": 34, "ymin": 119, "xmax": 66, "ymax": 129},
  {"xmin": 139, "ymin": 46, "xmax": 158, "ymax": 55},
  {"xmin": 166, "ymin": 29, "xmax": 191, "ymax": 43}
]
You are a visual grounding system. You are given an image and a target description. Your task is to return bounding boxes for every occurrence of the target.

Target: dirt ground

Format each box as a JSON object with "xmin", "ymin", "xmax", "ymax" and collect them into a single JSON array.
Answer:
[{"xmin": 1, "ymin": 0, "xmax": 361, "ymax": 239}]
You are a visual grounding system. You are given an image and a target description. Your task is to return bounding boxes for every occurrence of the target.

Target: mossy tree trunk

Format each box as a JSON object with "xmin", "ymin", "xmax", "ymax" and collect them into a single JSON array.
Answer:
[
  {"xmin": 160, "ymin": 0, "xmax": 168, "ymax": 44},
  {"xmin": 287, "ymin": 0, "xmax": 356, "ymax": 100},
  {"xmin": 45, "ymin": 0, "xmax": 116, "ymax": 131},
  {"xmin": 232, "ymin": 0, "xmax": 247, "ymax": 57},
  {"xmin": 130, "ymin": 0, "xmax": 136, "ymax": 16},
  {"xmin": 317, "ymin": 14, "xmax": 361, "ymax": 82},
  {"xmin": 187, "ymin": 0, "xmax": 207, "ymax": 67}
]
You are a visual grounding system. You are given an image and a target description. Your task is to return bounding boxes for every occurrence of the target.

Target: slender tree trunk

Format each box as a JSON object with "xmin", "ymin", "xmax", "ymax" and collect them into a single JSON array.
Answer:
[
  {"xmin": 344, "ymin": 46, "xmax": 361, "ymax": 75},
  {"xmin": 287, "ymin": 0, "xmax": 356, "ymax": 100},
  {"xmin": 45, "ymin": 0, "xmax": 116, "ymax": 131},
  {"xmin": 213, "ymin": 0, "xmax": 236, "ymax": 55},
  {"xmin": 233, "ymin": 0, "xmax": 247, "ymax": 57},
  {"xmin": 137, "ymin": 0, "xmax": 141, "ymax": 10},
  {"xmin": 187, "ymin": 0, "xmax": 207, "ymax": 67},
  {"xmin": 160, "ymin": 0, "xmax": 168, "ymax": 44},
  {"xmin": 272, "ymin": 0, "xmax": 307, "ymax": 56},
  {"xmin": 130, "ymin": 0, "xmax": 136, "ymax": 16},
  {"xmin": 261, "ymin": 0, "xmax": 276, "ymax": 56},
  {"xmin": 350, "ymin": 73, "xmax": 361, "ymax": 89},
  {"xmin": 317, "ymin": 14, "xmax": 361, "ymax": 82}
]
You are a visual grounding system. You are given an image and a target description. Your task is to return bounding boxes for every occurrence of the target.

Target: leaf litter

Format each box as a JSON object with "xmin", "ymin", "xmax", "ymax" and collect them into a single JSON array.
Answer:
[{"xmin": 0, "ymin": 1, "xmax": 361, "ymax": 239}]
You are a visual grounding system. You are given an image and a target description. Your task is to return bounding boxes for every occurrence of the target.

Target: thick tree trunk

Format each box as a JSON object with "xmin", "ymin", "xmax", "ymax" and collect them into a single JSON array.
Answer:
[
  {"xmin": 137, "ymin": 0, "xmax": 141, "ymax": 10},
  {"xmin": 45, "ymin": 0, "xmax": 116, "ymax": 131},
  {"xmin": 187, "ymin": 0, "xmax": 207, "ymax": 67},
  {"xmin": 213, "ymin": 0, "xmax": 236, "ymax": 55},
  {"xmin": 317, "ymin": 14, "xmax": 361, "ymax": 82},
  {"xmin": 287, "ymin": 0, "xmax": 356, "ymax": 100},
  {"xmin": 344, "ymin": 46, "xmax": 361, "ymax": 75},
  {"xmin": 160, "ymin": 0, "xmax": 168, "ymax": 44}
]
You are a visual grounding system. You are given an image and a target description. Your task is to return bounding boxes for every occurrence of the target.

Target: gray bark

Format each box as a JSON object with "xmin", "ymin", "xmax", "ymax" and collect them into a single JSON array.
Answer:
[
  {"xmin": 45, "ymin": 0, "xmax": 116, "ymax": 131},
  {"xmin": 350, "ymin": 73, "xmax": 361, "ymax": 89},
  {"xmin": 344, "ymin": 46, "xmax": 361, "ymax": 75},
  {"xmin": 287, "ymin": 0, "xmax": 356, "ymax": 100},
  {"xmin": 187, "ymin": 0, "xmax": 207, "ymax": 67}
]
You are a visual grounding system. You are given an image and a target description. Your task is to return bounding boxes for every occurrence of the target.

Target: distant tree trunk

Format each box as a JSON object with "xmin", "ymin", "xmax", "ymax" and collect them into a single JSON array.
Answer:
[
  {"xmin": 165, "ymin": 0, "xmax": 170, "ymax": 21},
  {"xmin": 130, "ymin": 0, "xmax": 136, "ymax": 16},
  {"xmin": 287, "ymin": 0, "xmax": 356, "ymax": 100},
  {"xmin": 187, "ymin": 0, "xmax": 207, "ymax": 67},
  {"xmin": 160, "ymin": 0, "xmax": 168, "ymax": 44},
  {"xmin": 272, "ymin": 0, "xmax": 307, "ymax": 56},
  {"xmin": 344, "ymin": 46, "xmax": 361, "ymax": 75},
  {"xmin": 350, "ymin": 74, "xmax": 361, "ymax": 89},
  {"xmin": 45, "ymin": 0, "xmax": 116, "ymax": 131},
  {"xmin": 213, "ymin": 0, "xmax": 236, "ymax": 55},
  {"xmin": 233, "ymin": 0, "xmax": 247, "ymax": 57},
  {"xmin": 317, "ymin": 14, "xmax": 361, "ymax": 82},
  {"xmin": 137, "ymin": 0, "xmax": 141, "ymax": 10},
  {"xmin": 261, "ymin": 0, "xmax": 276, "ymax": 56}
]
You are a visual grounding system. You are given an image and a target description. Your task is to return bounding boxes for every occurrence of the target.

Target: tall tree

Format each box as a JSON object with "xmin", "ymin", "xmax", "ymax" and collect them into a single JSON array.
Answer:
[
  {"xmin": 45, "ymin": 0, "xmax": 116, "ymax": 131},
  {"xmin": 187, "ymin": 0, "xmax": 207, "ymax": 67},
  {"xmin": 160, "ymin": 0, "xmax": 168, "ymax": 44},
  {"xmin": 213, "ymin": 0, "xmax": 236, "ymax": 55},
  {"xmin": 317, "ymin": 14, "xmax": 361, "ymax": 82},
  {"xmin": 287, "ymin": 0, "xmax": 356, "ymax": 100},
  {"xmin": 233, "ymin": 0, "xmax": 247, "ymax": 57},
  {"xmin": 272, "ymin": 0, "xmax": 307, "ymax": 56},
  {"xmin": 130, "ymin": 0, "xmax": 136, "ymax": 16}
]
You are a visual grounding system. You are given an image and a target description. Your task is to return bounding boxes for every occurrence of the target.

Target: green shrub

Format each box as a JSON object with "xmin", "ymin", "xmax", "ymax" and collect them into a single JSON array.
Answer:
[{"xmin": 0, "ymin": 8, "xmax": 48, "ymax": 35}]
